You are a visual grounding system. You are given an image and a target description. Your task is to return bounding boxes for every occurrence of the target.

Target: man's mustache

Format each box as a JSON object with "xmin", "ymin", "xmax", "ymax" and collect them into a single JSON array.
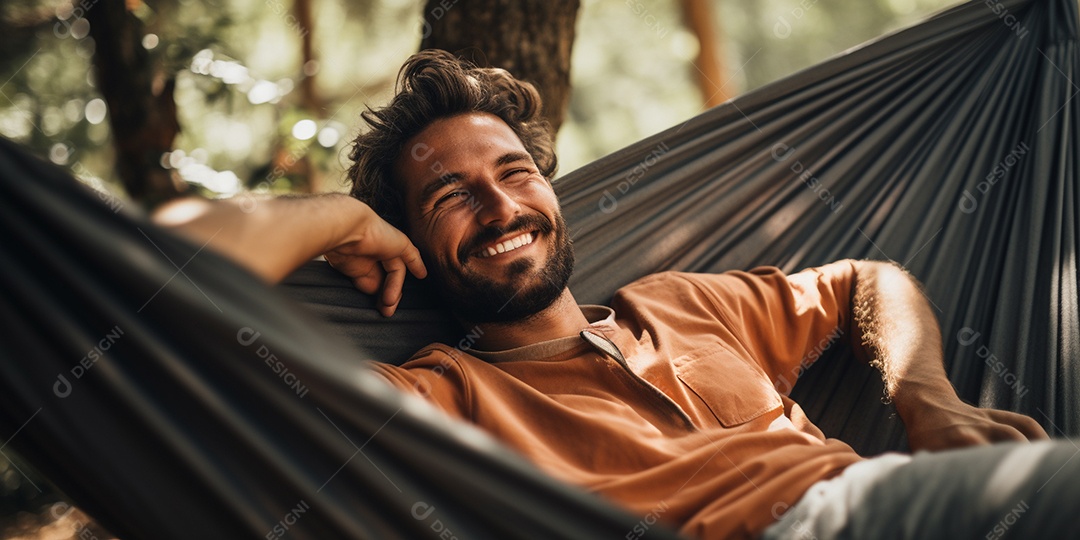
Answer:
[{"xmin": 459, "ymin": 214, "xmax": 555, "ymax": 263}]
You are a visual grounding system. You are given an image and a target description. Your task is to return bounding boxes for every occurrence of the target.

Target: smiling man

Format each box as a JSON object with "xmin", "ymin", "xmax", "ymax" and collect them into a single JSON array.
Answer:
[
  {"xmin": 391, "ymin": 113, "xmax": 577, "ymax": 335},
  {"xmin": 157, "ymin": 51, "xmax": 1080, "ymax": 539}
]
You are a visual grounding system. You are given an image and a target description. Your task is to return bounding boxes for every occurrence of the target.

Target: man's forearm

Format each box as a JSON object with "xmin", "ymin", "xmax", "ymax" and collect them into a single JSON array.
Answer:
[
  {"xmin": 848, "ymin": 260, "xmax": 1048, "ymax": 448},
  {"xmin": 153, "ymin": 194, "xmax": 370, "ymax": 283},
  {"xmin": 849, "ymin": 260, "xmax": 956, "ymax": 418}
]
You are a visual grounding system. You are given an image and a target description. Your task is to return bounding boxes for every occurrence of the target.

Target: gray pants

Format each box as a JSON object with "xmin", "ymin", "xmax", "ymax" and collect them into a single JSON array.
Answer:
[{"xmin": 761, "ymin": 441, "xmax": 1080, "ymax": 540}]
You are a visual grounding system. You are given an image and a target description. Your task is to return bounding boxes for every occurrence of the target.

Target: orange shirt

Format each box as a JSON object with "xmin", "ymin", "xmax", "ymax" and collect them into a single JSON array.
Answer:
[{"xmin": 370, "ymin": 262, "xmax": 865, "ymax": 539}]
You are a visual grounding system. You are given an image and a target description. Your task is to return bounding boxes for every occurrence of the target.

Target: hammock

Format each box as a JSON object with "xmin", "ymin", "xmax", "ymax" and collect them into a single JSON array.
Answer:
[{"xmin": 1, "ymin": 0, "xmax": 1076, "ymax": 537}]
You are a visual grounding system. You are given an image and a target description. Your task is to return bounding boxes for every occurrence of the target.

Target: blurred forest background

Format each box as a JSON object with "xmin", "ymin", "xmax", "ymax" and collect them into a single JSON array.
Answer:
[{"xmin": 0, "ymin": 0, "xmax": 956, "ymax": 537}]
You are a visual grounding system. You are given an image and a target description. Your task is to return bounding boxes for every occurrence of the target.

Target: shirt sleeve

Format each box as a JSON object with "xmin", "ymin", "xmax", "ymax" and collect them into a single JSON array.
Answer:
[
  {"xmin": 687, "ymin": 260, "xmax": 857, "ymax": 393},
  {"xmin": 365, "ymin": 345, "xmax": 473, "ymax": 421}
]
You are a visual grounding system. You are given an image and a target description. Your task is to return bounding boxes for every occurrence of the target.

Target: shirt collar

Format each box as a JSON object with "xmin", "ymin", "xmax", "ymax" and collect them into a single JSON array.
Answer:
[{"xmin": 468, "ymin": 305, "xmax": 615, "ymax": 363}]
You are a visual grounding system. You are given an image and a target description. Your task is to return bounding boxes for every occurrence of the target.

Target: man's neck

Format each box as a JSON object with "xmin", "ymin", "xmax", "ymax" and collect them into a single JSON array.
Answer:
[{"xmin": 464, "ymin": 288, "xmax": 589, "ymax": 351}]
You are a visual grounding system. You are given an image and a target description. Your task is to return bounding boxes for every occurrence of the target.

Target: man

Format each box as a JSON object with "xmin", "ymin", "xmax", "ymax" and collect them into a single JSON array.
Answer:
[{"xmin": 156, "ymin": 51, "xmax": 1077, "ymax": 539}]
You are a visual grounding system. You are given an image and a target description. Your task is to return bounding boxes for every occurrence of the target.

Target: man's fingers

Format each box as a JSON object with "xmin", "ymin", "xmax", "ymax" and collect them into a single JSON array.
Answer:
[
  {"xmin": 988, "ymin": 410, "xmax": 1051, "ymax": 441},
  {"xmin": 352, "ymin": 264, "xmax": 384, "ymax": 296},
  {"xmin": 402, "ymin": 244, "xmax": 427, "ymax": 279},
  {"xmin": 325, "ymin": 220, "xmax": 425, "ymax": 314},
  {"xmin": 378, "ymin": 259, "xmax": 408, "ymax": 317},
  {"xmin": 985, "ymin": 422, "xmax": 1027, "ymax": 443}
]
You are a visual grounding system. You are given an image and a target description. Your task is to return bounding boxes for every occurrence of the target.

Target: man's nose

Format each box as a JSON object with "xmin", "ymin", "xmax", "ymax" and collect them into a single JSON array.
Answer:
[{"xmin": 473, "ymin": 182, "xmax": 521, "ymax": 227}]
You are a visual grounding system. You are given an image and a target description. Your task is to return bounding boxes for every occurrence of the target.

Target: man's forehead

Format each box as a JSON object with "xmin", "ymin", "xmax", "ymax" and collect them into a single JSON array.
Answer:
[
  {"xmin": 397, "ymin": 113, "xmax": 529, "ymax": 188},
  {"xmin": 412, "ymin": 113, "xmax": 523, "ymax": 158}
]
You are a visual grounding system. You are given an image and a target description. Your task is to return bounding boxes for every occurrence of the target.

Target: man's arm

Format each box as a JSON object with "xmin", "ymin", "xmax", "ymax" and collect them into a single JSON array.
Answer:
[
  {"xmin": 153, "ymin": 194, "xmax": 426, "ymax": 317},
  {"xmin": 848, "ymin": 260, "xmax": 1049, "ymax": 451}
]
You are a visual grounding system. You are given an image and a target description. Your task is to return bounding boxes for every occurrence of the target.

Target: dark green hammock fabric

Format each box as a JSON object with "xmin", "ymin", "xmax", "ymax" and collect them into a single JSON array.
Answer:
[{"xmin": 1, "ymin": 0, "xmax": 1076, "ymax": 538}]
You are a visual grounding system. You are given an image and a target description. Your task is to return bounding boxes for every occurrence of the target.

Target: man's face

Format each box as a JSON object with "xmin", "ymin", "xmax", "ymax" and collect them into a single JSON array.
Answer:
[{"xmin": 394, "ymin": 112, "xmax": 574, "ymax": 323}]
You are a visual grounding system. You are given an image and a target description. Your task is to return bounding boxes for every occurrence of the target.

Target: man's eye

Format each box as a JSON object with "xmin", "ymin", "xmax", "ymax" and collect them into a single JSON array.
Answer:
[
  {"xmin": 434, "ymin": 190, "xmax": 467, "ymax": 208},
  {"xmin": 503, "ymin": 169, "xmax": 531, "ymax": 181}
]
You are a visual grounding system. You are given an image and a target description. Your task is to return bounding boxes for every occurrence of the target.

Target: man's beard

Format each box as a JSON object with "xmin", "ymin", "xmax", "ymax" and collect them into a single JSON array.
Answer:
[{"xmin": 426, "ymin": 212, "xmax": 575, "ymax": 324}]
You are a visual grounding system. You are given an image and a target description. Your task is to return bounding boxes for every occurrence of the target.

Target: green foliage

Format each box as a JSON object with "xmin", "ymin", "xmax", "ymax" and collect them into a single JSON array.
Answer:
[
  {"xmin": 558, "ymin": 0, "xmax": 960, "ymax": 174},
  {"xmin": 0, "ymin": 0, "xmax": 959, "ymax": 199}
]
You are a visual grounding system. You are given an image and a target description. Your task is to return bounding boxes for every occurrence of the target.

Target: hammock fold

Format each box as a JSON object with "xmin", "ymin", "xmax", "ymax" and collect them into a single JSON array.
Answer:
[{"xmin": 1, "ymin": 0, "xmax": 1077, "ymax": 537}]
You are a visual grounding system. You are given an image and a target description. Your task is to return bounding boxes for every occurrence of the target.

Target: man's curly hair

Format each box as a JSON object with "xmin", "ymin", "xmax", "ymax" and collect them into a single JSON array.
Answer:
[{"xmin": 347, "ymin": 50, "xmax": 558, "ymax": 231}]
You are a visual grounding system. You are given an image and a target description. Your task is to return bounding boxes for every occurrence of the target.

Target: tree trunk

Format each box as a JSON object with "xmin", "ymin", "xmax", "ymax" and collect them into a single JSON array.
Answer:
[
  {"xmin": 420, "ymin": 0, "xmax": 580, "ymax": 135},
  {"xmin": 292, "ymin": 0, "xmax": 321, "ymax": 193},
  {"xmin": 681, "ymin": 0, "xmax": 732, "ymax": 107},
  {"xmin": 86, "ymin": 0, "xmax": 181, "ymax": 207}
]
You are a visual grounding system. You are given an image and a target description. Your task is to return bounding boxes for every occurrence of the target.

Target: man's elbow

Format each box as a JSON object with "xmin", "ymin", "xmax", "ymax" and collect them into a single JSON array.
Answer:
[
  {"xmin": 847, "ymin": 259, "xmax": 916, "ymax": 288},
  {"xmin": 152, "ymin": 197, "xmax": 215, "ymax": 231}
]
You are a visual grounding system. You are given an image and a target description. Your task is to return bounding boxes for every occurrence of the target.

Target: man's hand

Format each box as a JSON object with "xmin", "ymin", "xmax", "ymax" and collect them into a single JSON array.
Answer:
[
  {"xmin": 900, "ymin": 391, "xmax": 1050, "ymax": 451},
  {"xmin": 155, "ymin": 194, "xmax": 426, "ymax": 317},
  {"xmin": 324, "ymin": 212, "xmax": 426, "ymax": 317}
]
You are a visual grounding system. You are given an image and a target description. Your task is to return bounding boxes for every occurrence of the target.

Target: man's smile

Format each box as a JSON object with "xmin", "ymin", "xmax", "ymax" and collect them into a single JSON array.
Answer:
[{"xmin": 475, "ymin": 231, "xmax": 537, "ymax": 259}]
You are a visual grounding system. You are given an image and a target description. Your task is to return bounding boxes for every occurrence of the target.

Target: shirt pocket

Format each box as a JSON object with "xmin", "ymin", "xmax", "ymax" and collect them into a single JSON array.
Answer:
[{"xmin": 674, "ymin": 344, "xmax": 782, "ymax": 427}]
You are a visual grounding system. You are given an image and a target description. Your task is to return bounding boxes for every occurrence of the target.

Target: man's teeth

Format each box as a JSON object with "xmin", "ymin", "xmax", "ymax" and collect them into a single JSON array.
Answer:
[{"xmin": 481, "ymin": 232, "xmax": 535, "ymax": 258}]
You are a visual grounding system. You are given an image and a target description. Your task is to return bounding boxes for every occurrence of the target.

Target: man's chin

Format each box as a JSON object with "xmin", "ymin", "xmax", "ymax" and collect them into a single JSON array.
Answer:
[
  {"xmin": 442, "ymin": 271, "xmax": 561, "ymax": 324},
  {"xmin": 435, "ymin": 214, "xmax": 575, "ymax": 324}
]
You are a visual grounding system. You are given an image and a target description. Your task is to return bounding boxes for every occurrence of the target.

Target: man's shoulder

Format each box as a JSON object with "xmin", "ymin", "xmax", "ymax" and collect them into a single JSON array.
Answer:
[
  {"xmin": 616, "ymin": 267, "xmax": 787, "ymax": 297},
  {"xmin": 397, "ymin": 342, "xmax": 470, "ymax": 367}
]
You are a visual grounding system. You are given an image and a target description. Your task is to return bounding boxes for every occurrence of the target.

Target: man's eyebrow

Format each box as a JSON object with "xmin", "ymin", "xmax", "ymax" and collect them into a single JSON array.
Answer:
[{"xmin": 496, "ymin": 151, "xmax": 532, "ymax": 168}]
